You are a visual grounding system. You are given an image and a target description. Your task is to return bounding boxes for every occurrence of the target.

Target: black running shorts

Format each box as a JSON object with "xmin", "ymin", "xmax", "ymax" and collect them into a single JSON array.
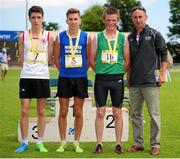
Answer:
[
  {"xmin": 56, "ymin": 77, "xmax": 88, "ymax": 99},
  {"xmin": 19, "ymin": 78, "xmax": 50, "ymax": 98},
  {"xmin": 94, "ymin": 74, "xmax": 124, "ymax": 108}
]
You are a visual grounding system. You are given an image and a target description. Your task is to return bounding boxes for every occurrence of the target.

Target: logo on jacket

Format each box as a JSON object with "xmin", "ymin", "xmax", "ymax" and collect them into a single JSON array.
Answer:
[{"xmin": 145, "ymin": 36, "xmax": 152, "ymax": 40}]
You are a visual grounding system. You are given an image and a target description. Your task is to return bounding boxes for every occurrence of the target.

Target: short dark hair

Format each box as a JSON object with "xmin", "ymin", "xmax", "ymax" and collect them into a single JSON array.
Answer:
[
  {"xmin": 103, "ymin": 7, "xmax": 120, "ymax": 19},
  {"xmin": 28, "ymin": 5, "xmax": 44, "ymax": 17},
  {"xmin": 66, "ymin": 8, "xmax": 80, "ymax": 18},
  {"xmin": 131, "ymin": 6, "xmax": 146, "ymax": 14}
]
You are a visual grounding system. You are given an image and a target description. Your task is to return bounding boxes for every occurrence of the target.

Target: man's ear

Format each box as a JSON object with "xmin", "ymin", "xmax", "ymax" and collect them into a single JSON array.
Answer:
[
  {"xmin": 117, "ymin": 15, "xmax": 120, "ymax": 22},
  {"xmin": 102, "ymin": 18, "xmax": 105, "ymax": 24}
]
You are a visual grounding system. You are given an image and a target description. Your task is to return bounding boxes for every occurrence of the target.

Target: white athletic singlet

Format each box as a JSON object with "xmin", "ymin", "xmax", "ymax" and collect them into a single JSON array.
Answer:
[{"xmin": 20, "ymin": 30, "xmax": 50, "ymax": 79}]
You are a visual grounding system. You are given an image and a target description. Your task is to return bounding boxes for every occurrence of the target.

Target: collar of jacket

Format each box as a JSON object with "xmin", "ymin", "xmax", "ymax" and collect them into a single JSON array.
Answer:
[{"xmin": 131, "ymin": 24, "xmax": 149, "ymax": 36}]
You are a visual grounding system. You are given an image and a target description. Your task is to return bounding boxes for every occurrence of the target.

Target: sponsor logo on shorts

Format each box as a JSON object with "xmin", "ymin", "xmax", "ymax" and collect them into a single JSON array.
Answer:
[{"xmin": 21, "ymin": 88, "xmax": 26, "ymax": 92}]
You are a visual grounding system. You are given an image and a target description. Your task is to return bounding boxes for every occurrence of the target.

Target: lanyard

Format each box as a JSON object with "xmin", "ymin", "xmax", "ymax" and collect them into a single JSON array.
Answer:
[
  {"xmin": 67, "ymin": 30, "xmax": 81, "ymax": 59},
  {"xmin": 29, "ymin": 29, "xmax": 43, "ymax": 56},
  {"xmin": 104, "ymin": 30, "xmax": 119, "ymax": 54}
]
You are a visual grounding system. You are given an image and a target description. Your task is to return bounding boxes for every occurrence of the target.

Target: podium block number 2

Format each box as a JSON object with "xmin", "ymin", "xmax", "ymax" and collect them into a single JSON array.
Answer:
[{"xmin": 106, "ymin": 115, "xmax": 115, "ymax": 128}]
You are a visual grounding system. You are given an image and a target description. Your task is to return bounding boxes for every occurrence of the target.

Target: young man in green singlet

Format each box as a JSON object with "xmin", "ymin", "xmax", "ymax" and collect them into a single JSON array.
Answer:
[{"xmin": 90, "ymin": 7, "xmax": 130, "ymax": 154}]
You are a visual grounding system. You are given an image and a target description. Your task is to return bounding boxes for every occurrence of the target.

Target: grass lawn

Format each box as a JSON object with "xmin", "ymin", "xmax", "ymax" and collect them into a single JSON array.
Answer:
[{"xmin": 0, "ymin": 68, "xmax": 180, "ymax": 158}]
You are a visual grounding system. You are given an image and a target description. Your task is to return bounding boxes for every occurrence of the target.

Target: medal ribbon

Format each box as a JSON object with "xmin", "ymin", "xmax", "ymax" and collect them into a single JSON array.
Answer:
[
  {"xmin": 104, "ymin": 30, "xmax": 119, "ymax": 54},
  {"xmin": 67, "ymin": 30, "xmax": 81, "ymax": 59},
  {"xmin": 29, "ymin": 29, "xmax": 43, "ymax": 60}
]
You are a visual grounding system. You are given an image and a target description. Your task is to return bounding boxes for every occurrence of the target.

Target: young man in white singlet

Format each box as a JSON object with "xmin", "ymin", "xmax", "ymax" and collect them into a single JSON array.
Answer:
[{"xmin": 15, "ymin": 6, "xmax": 53, "ymax": 153}]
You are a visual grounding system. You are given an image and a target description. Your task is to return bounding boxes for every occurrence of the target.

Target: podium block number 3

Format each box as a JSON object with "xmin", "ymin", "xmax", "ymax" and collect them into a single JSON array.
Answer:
[{"xmin": 32, "ymin": 126, "xmax": 38, "ymax": 139}]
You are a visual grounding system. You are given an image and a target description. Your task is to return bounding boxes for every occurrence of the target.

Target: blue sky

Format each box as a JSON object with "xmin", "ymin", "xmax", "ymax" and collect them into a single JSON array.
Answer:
[{"xmin": 0, "ymin": 0, "xmax": 170, "ymax": 41}]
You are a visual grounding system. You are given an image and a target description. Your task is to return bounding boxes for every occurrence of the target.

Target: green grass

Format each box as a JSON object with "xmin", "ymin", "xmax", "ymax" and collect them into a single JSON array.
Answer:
[
  {"xmin": 173, "ymin": 64, "xmax": 180, "ymax": 69},
  {"xmin": 0, "ymin": 68, "xmax": 180, "ymax": 158}
]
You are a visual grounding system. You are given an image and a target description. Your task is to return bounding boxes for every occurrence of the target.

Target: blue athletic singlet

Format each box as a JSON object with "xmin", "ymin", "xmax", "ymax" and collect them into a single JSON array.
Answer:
[{"xmin": 59, "ymin": 30, "xmax": 88, "ymax": 78}]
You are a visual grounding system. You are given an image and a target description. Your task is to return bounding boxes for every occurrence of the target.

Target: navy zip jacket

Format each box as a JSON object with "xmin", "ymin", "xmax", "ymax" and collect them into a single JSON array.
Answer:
[{"xmin": 128, "ymin": 25, "xmax": 167, "ymax": 87}]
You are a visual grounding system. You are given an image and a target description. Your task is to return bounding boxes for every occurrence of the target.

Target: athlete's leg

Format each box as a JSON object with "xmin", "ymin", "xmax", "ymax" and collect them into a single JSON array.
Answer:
[
  {"xmin": 37, "ymin": 98, "xmax": 47, "ymax": 138},
  {"xmin": 73, "ymin": 97, "xmax": 84, "ymax": 141},
  {"xmin": 109, "ymin": 77, "xmax": 124, "ymax": 145},
  {"xmin": 95, "ymin": 106, "xmax": 106, "ymax": 145},
  {"xmin": 94, "ymin": 76, "xmax": 108, "ymax": 145},
  {"xmin": 58, "ymin": 98, "xmax": 69, "ymax": 140},
  {"xmin": 112, "ymin": 107, "xmax": 123, "ymax": 145},
  {"xmin": 16, "ymin": 98, "xmax": 31, "ymax": 152},
  {"xmin": 20, "ymin": 98, "xmax": 31, "ymax": 139}
]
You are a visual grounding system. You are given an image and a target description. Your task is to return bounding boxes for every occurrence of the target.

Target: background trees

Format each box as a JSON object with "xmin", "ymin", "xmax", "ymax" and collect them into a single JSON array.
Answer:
[
  {"xmin": 167, "ymin": 0, "xmax": 180, "ymax": 62},
  {"xmin": 42, "ymin": 22, "xmax": 60, "ymax": 31},
  {"xmin": 80, "ymin": 5, "xmax": 104, "ymax": 31},
  {"xmin": 80, "ymin": 0, "xmax": 141, "ymax": 32},
  {"xmin": 168, "ymin": 0, "xmax": 180, "ymax": 42}
]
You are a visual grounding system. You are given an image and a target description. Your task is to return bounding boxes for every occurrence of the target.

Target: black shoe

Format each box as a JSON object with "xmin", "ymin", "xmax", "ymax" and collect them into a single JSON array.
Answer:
[
  {"xmin": 94, "ymin": 144, "xmax": 103, "ymax": 153},
  {"xmin": 115, "ymin": 144, "xmax": 123, "ymax": 154}
]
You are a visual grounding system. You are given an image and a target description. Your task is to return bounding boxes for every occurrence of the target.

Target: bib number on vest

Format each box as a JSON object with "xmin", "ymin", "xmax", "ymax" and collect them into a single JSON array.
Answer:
[
  {"xmin": 101, "ymin": 50, "xmax": 118, "ymax": 64},
  {"xmin": 65, "ymin": 54, "xmax": 82, "ymax": 68}
]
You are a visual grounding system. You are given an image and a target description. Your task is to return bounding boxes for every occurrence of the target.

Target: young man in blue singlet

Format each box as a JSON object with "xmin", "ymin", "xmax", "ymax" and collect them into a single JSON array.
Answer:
[{"xmin": 54, "ymin": 8, "xmax": 91, "ymax": 153}]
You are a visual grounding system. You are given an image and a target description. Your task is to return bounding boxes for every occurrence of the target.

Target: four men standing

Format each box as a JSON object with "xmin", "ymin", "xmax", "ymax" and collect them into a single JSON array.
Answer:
[{"xmin": 14, "ymin": 4, "xmax": 168, "ymax": 156}]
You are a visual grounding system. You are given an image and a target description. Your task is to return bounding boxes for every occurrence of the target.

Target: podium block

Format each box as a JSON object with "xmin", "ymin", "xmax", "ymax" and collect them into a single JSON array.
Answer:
[{"xmin": 18, "ymin": 93, "xmax": 129, "ymax": 142}]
